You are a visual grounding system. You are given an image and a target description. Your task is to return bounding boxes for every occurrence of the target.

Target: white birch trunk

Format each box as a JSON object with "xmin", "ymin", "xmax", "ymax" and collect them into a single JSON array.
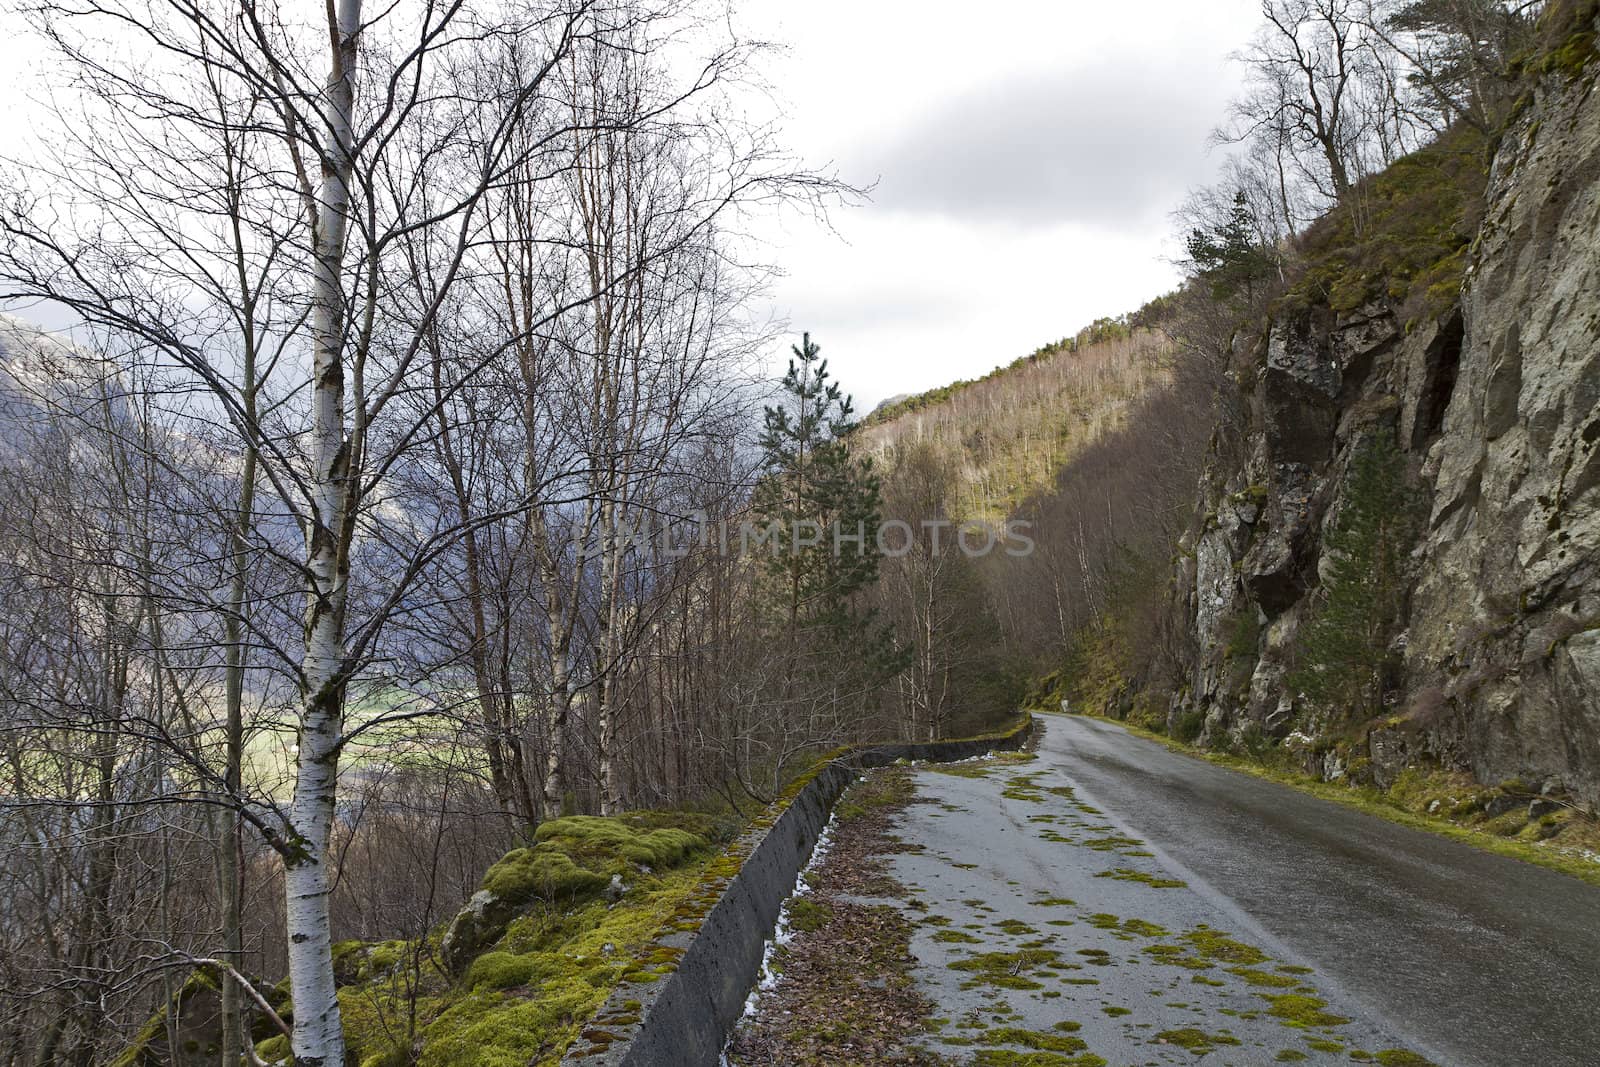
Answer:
[
  {"xmin": 284, "ymin": 2, "xmax": 360, "ymax": 1063},
  {"xmin": 597, "ymin": 501, "xmax": 621, "ymax": 816}
]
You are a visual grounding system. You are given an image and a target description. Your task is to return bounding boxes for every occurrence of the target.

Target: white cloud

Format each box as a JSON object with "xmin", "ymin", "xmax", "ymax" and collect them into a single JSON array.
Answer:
[
  {"xmin": 0, "ymin": 0, "xmax": 1264, "ymax": 410},
  {"xmin": 862, "ymin": 57, "xmax": 1231, "ymax": 229},
  {"xmin": 736, "ymin": 0, "xmax": 1261, "ymax": 408}
]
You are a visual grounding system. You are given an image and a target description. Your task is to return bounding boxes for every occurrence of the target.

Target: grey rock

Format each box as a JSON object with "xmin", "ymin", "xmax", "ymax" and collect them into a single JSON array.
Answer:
[
  {"xmin": 1485, "ymin": 793, "xmax": 1522, "ymax": 818},
  {"xmin": 1164, "ymin": 48, "xmax": 1600, "ymax": 805},
  {"xmin": 442, "ymin": 888, "xmax": 515, "ymax": 975},
  {"xmin": 1408, "ymin": 67, "xmax": 1600, "ymax": 807}
]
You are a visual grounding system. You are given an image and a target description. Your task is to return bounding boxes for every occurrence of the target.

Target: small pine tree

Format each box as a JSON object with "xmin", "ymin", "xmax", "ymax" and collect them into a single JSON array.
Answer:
[
  {"xmin": 1290, "ymin": 430, "xmax": 1419, "ymax": 721},
  {"xmin": 1186, "ymin": 191, "xmax": 1275, "ymax": 301},
  {"xmin": 753, "ymin": 334, "xmax": 898, "ymax": 691}
]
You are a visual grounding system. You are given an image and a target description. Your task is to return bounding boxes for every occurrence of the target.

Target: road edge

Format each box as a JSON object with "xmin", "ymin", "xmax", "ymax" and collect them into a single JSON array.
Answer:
[
  {"xmin": 1038, "ymin": 709, "xmax": 1600, "ymax": 890},
  {"xmin": 559, "ymin": 714, "xmax": 1037, "ymax": 1067}
]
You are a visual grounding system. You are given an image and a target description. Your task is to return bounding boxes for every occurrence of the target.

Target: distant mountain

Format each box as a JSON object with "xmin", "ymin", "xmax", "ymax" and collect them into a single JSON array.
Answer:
[
  {"xmin": 868, "ymin": 393, "xmax": 910, "ymax": 417},
  {"xmin": 857, "ymin": 316, "xmax": 1173, "ymax": 521},
  {"xmin": 0, "ymin": 314, "xmax": 135, "ymax": 464}
]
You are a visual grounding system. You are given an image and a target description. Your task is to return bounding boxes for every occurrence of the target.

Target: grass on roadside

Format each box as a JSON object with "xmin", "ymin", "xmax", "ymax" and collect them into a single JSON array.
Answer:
[{"xmin": 1033, "ymin": 709, "xmax": 1600, "ymax": 890}]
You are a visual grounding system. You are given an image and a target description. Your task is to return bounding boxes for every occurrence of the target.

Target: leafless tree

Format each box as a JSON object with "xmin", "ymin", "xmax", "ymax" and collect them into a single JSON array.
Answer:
[
  {"xmin": 1224, "ymin": 0, "xmax": 1382, "ymax": 205},
  {"xmin": 0, "ymin": 0, "xmax": 841, "ymax": 1059}
]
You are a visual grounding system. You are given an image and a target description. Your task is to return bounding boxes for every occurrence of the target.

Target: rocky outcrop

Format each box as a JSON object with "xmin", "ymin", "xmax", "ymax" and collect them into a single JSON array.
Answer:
[
  {"xmin": 1408, "ymin": 59, "xmax": 1600, "ymax": 804},
  {"xmin": 1168, "ymin": 34, "xmax": 1600, "ymax": 806},
  {"xmin": 1172, "ymin": 301, "xmax": 1420, "ymax": 748}
]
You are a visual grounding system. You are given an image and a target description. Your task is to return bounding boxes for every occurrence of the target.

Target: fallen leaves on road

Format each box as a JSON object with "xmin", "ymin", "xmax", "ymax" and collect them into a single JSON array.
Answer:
[{"xmin": 727, "ymin": 766, "xmax": 950, "ymax": 1066}]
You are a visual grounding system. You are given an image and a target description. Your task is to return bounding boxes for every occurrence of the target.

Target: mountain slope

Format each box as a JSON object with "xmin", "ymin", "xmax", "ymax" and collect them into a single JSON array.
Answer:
[{"xmin": 859, "ymin": 316, "xmax": 1172, "ymax": 521}]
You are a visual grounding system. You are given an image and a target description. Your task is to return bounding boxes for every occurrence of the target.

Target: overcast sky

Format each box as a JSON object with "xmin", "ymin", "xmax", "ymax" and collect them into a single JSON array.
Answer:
[
  {"xmin": 0, "ymin": 0, "xmax": 1261, "ymax": 409},
  {"xmin": 736, "ymin": 0, "xmax": 1260, "ymax": 408}
]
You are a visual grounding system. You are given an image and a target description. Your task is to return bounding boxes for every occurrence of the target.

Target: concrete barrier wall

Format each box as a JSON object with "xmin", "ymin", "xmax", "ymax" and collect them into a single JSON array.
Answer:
[{"xmin": 563, "ymin": 715, "xmax": 1036, "ymax": 1067}]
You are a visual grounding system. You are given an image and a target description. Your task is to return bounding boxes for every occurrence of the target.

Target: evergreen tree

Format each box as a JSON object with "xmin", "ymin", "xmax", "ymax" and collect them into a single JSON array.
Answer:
[
  {"xmin": 1384, "ymin": 0, "xmax": 1529, "ymax": 133},
  {"xmin": 1290, "ymin": 430, "xmax": 1419, "ymax": 720},
  {"xmin": 1186, "ymin": 191, "xmax": 1275, "ymax": 301},
  {"xmin": 753, "ymin": 334, "xmax": 886, "ymax": 640}
]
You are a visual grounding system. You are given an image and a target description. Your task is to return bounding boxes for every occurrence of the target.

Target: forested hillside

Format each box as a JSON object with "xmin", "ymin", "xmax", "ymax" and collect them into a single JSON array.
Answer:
[{"xmin": 860, "ymin": 315, "xmax": 1171, "ymax": 520}]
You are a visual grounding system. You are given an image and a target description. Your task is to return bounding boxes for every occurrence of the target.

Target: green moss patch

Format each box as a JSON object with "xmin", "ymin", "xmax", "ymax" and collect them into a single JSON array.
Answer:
[
  {"xmin": 1093, "ymin": 867, "xmax": 1187, "ymax": 889},
  {"xmin": 487, "ymin": 814, "xmax": 721, "ymax": 908},
  {"xmin": 1155, "ymin": 1027, "xmax": 1242, "ymax": 1055},
  {"xmin": 948, "ymin": 948, "xmax": 1067, "ymax": 990},
  {"xmin": 933, "ymin": 929, "xmax": 982, "ymax": 944},
  {"xmin": 1002, "ymin": 773, "xmax": 1051, "ymax": 802},
  {"xmin": 1144, "ymin": 924, "xmax": 1271, "ymax": 973},
  {"xmin": 984, "ymin": 1026, "xmax": 1090, "ymax": 1053},
  {"xmin": 1284, "ymin": 125, "xmax": 1488, "ymax": 322},
  {"xmin": 1079, "ymin": 834, "xmax": 1150, "ymax": 856},
  {"xmin": 1260, "ymin": 993, "xmax": 1351, "ymax": 1030},
  {"xmin": 1226, "ymin": 966, "xmax": 1301, "ymax": 988},
  {"xmin": 973, "ymin": 1050, "xmax": 1107, "ymax": 1067},
  {"xmin": 787, "ymin": 897, "xmax": 833, "ymax": 934}
]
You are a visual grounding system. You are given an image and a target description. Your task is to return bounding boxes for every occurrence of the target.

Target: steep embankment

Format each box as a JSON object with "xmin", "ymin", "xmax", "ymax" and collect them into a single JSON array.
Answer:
[
  {"xmin": 1168, "ymin": 9, "xmax": 1600, "ymax": 817},
  {"xmin": 1408, "ymin": 41, "xmax": 1600, "ymax": 805}
]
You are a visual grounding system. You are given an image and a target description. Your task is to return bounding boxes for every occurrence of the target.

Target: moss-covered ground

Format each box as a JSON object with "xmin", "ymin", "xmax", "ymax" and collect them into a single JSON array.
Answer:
[
  {"xmin": 1281, "ymin": 124, "xmax": 1489, "ymax": 324},
  {"xmin": 252, "ymin": 810, "xmax": 736, "ymax": 1067}
]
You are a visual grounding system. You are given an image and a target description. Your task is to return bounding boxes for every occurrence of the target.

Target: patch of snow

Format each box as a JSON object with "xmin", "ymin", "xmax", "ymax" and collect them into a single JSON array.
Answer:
[
  {"xmin": 908, "ymin": 751, "xmax": 994, "ymax": 768},
  {"xmin": 726, "ymin": 790, "xmax": 850, "ymax": 1053}
]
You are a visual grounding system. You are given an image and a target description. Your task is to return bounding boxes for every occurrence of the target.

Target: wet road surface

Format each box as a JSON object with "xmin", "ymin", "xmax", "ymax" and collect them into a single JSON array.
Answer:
[{"xmin": 878, "ymin": 714, "xmax": 1600, "ymax": 1066}]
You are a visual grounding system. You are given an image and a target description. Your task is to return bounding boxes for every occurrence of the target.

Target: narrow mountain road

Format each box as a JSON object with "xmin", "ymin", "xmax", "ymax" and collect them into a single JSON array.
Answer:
[
  {"xmin": 745, "ymin": 714, "xmax": 1600, "ymax": 1066},
  {"xmin": 1001, "ymin": 714, "xmax": 1600, "ymax": 1066}
]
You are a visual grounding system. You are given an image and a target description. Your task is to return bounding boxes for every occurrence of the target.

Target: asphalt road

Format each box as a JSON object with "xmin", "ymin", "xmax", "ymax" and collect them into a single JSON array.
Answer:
[{"xmin": 878, "ymin": 714, "xmax": 1600, "ymax": 1067}]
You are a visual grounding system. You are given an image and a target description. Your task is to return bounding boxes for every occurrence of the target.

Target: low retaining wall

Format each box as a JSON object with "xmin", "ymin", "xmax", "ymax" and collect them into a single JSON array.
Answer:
[{"xmin": 563, "ymin": 714, "xmax": 1037, "ymax": 1067}]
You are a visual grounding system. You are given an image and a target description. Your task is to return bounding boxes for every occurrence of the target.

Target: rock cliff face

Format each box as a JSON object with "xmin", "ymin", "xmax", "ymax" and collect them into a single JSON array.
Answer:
[
  {"xmin": 1410, "ymin": 57, "xmax": 1600, "ymax": 804},
  {"xmin": 1169, "ymin": 38, "xmax": 1600, "ymax": 806}
]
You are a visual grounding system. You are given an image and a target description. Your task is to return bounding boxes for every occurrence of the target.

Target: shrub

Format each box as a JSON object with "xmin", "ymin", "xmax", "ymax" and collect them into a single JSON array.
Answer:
[
  {"xmin": 1284, "ymin": 126, "xmax": 1489, "ymax": 323},
  {"xmin": 1173, "ymin": 710, "xmax": 1207, "ymax": 744},
  {"xmin": 1289, "ymin": 430, "xmax": 1420, "ymax": 723}
]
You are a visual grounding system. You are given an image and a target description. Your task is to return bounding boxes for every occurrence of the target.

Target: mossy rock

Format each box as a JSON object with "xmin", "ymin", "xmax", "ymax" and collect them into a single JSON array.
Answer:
[
  {"xmin": 534, "ymin": 816, "xmax": 708, "ymax": 871},
  {"xmin": 442, "ymin": 812, "xmax": 715, "ymax": 974},
  {"xmin": 110, "ymin": 969, "xmax": 228, "ymax": 1067},
  {"xmin": 481, "ymin": 847, "xmax": 613, "ymax": 904},
  {"xmin": 330, "ymin": 939, "xmax": 370, "ymax": 985}
]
